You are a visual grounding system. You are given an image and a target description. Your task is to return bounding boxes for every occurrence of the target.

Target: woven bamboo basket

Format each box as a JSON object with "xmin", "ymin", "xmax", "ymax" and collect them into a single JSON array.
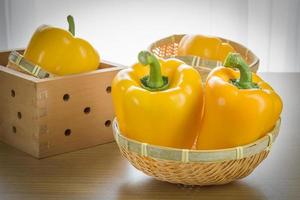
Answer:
[
  {"xmin": 113, "ymin": 118, "xmax": 281, "ymax": 186},
  {"xmin": 148, "ymin": 34, "xmax": 259, "ymax": 81}
]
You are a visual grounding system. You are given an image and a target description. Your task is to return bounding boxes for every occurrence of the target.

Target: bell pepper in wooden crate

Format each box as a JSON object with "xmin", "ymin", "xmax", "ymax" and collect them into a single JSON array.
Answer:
[{"xmin": 0, "ymin": 16, "xmax": 123, "ymax": 158}]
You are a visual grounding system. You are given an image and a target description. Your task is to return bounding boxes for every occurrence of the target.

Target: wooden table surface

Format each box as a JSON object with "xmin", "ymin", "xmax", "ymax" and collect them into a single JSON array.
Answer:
[{"xmin": 0, "ymin": 72, "xmax": 299, "ymax": 200}]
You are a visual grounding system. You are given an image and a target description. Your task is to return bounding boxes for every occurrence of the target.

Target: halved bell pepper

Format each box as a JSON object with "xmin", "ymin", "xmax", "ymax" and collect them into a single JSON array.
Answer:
[
  {"xmin": 196, "ymin": 53, "xmax": 282, "ymax": 150},
  {"xmin": 112, "ymin": 51, "xmax": 203, "ymax": 148},
  {"xmin": 178, "ymin": 35, "xmax": 235, "ymax": 63},
  {"xmin": 24, "ymin": 15, "xmax": 100, "ymax": 75}
]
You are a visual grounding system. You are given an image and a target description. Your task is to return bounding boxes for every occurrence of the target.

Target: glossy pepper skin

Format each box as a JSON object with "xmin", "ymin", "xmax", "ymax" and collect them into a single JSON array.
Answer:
[
  {"xmin": 112, "ymin": 51, "xmax": 203, "ymax": 149},
  {"xmin": 24, "ymin": 15, "xmax": 100, "ymax": 76},
  {"xmin": 196, "ymin": 53, "xmax": 282, "ymax": 150},
  {"xmin": 178, "ymin": 34, "xmax": 235, "ymax": 63}
]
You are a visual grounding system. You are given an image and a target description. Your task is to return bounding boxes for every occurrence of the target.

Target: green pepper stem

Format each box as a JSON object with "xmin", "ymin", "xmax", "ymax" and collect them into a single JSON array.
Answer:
[
  {"xmin": 138, "ymin": 51, "xmax": 168, "ymax": 91},
  {"xmin": 224, "ymin": 53, "xmax": 258, "ymax": 89},
  {"xmin": 67, "ymin": 15, "xmax": 75, "ymax": 36}
]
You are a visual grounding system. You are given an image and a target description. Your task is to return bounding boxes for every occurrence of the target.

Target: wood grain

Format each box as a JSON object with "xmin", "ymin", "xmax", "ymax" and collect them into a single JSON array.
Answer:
[
  {"xmin": 0, "ymin": 73, "xmax": 299, "ymax": 200},
  {"xmin": 0, "ymin": 50, "xmax": 125, "ymax": 158}
]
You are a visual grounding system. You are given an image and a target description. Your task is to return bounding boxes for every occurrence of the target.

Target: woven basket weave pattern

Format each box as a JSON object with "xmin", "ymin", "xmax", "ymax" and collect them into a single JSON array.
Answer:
[
  {"xmin": 149, "ymin": 35, "xmax": 259, "ymax": 80},
  {"xmin": 113, "ymin": 119, "xmax": 280, "ymax": 186},
  {"xmin": 119, "ymin": 147, "xmax": 269, "ymax": 185},
  {"xmin": 115, "ymin": 36, "xmax": 273, "ymax": 185}
]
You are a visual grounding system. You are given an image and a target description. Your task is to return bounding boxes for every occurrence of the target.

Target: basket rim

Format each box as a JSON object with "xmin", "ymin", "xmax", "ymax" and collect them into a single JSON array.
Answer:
[
  {"xmin": 113, "ymin": 118, "xmax": 281, "ymax": 163},
  {"xmin": 148, "ymin": 34, "xmax": 259, "ymax": 70},
  {"xmin": 8, "ymin": 50, "xmax": 53, "ymax": 79}
]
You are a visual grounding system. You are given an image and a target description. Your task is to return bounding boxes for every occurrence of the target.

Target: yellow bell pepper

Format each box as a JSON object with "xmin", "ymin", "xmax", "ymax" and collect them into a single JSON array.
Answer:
[
  {"xmin": 178, "ymin": 34, "xmax": 235, "ymax": 63},
  {"xmin": 196, "ymin": 53, "xmax": 282, "ymax": 150},
  {"xmin": 24, "ymin": 15, "xmax": 100, "ymax": 75},
  {"xmin": 112, "ymin": 51, "xmax": 203, "ymax": 148}
]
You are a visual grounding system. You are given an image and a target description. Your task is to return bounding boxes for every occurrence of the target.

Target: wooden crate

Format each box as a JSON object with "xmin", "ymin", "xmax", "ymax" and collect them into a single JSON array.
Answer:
[{"xmin": 0, "ymin": 49, "xmax": 124, "ymax": 158}]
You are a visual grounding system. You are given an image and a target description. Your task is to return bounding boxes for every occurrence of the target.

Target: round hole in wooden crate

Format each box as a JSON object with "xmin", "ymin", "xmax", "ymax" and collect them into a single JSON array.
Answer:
[
  {"xmin": 105, "ymin": 120, "xmax": 111, "ymax": 127},
  {"xmin": 106, "ymin": 86, "xmax": 111, "ymax": 94},
  {"xmin": 64, "ymin": 129, "xmax": 71, "ymax": 136},
  {"xmin": 11, "ymin": 90, "xmax": 16, "ymax": 97},
  {"xmin": 84, "ymin": 107, "xmax": 91, "ymax": 114},
  {"xmin": 12, "ymin": 126, "xmax": 17, "ymax": 133},
  {"xmin": 17, "ymin": 112, "xmax": 22, "ymax": 119},
  {"xmin": 63, "ymin": 94, "xmax": 70, "ymax": 101}
]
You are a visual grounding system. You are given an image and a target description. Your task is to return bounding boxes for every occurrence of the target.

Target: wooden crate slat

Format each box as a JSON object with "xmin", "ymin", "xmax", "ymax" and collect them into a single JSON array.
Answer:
[{"xmin": 0, "ymin": 49, "xmax": 123, "ymax": 158}]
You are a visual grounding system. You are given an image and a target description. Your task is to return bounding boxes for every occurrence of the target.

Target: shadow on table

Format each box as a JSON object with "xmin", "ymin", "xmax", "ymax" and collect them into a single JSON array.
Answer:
[{"xmin": 116, "ymin": 177, "xmax": 266, "ymax": 200}]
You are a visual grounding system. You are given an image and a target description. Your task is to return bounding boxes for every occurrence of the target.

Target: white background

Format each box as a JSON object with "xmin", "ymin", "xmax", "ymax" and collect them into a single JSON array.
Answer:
[{"xmin": 0, "ymin": 0, "xmax": 299, "ymax": 72}]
